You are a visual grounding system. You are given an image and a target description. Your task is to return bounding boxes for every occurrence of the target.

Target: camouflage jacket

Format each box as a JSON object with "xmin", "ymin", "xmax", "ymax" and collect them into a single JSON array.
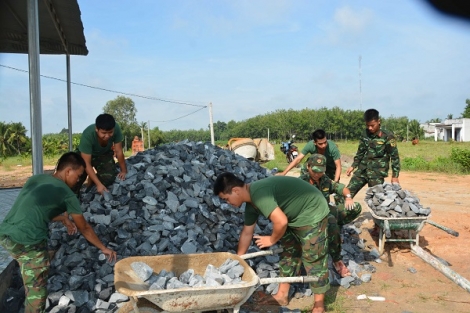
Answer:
[
  {"xmin": 351, "ymin": 128, "xmax": 400, "ymax": 178},
  {"xmin": 299, "ymin": 172, "xmax": 345, "ymax": 203}
]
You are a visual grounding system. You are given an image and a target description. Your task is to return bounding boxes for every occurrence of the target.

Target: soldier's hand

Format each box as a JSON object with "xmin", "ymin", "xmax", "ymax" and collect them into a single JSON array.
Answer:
[
  {"xmin": 345, "ymin": 198, "xmax": 355, "ymax": 210},
  {"xmin": 117, "ymin": 171, "xmax": 127, "ymax": 180},
  {"xmin": 253, "ymin": 235, "xmax": 275, "ymax": 249},
  {"xmin": 63, "ymin": 218, "xmax": 77, "ymax": 235},
  {"xmin": 97, "ymin": 184, "xmax": 108, "ymax": 195},
  {"xmin": 101, "ymin": 248, "xmax": 117, "ymax": 263},
  {"xmin": 346, "ymin": 167, "xmax": 354, "ymax": 176}
]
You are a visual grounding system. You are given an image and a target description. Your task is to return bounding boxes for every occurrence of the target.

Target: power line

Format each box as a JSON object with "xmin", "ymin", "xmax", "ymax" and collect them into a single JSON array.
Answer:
[
  {"xmin": 149, "ymin": 107, "xmax": 207, "ymax": 123},
  {"xmin": 0, "ymin": 63, "xmax": 207, "ymax": 108}
]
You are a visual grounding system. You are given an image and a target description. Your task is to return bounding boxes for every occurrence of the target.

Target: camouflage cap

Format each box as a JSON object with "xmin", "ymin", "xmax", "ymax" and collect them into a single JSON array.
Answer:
[{"xmin": 307, "ymin": 153, "xmax": 326, "ymax": 173}]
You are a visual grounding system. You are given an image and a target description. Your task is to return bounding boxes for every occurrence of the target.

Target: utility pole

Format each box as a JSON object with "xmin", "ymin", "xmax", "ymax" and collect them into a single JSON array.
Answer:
[
  {"xmin": 209, "ymin": 102, "xmax": 215, "ymax": 145},
  {"xmin": 141, "ymin": 127, "xmax": 145, "ymax": 149},
  {"xmin": 359, "ymin": 55, "xmax": 362, "ymax": 110},
  {"xmin": 407, "ymin": 123, "xmax": 409, "ymax": 142},
  {"xmin": 147, "ymin": 120, "xmax": 151, "ymax": 149}
]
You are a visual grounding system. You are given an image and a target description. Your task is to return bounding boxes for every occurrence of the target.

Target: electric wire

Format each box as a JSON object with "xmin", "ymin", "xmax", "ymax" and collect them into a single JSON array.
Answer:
[{"xmin": 0, "ymin": 64, "xmax": 207, "ymax": 110}]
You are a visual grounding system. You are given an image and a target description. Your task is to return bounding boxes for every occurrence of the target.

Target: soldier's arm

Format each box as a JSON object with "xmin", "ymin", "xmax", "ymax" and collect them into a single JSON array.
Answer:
[
  {"xmin": 351, "ymin": 138, "xmax": 367, "ymax": 169},
  {"xmin": 81, "ymin": 152, "xmax": 107, "ymax": 193},
  {"xmin": 334, "ymin": 159, "xmax": 341, "ymax": 182},
  {"xmin": 114, "ymin": 142, "xmax": 127, "ymax": 180},
  {"xmin": 237, "ymin": 224, "xmax": 255, "ymax": 255},
  {"xmin": 279, "ymin": 153, "xmax": 305, "ymax": 175},
  {"xmin": 386, "ymin": 135, "xmax": 400, "ymax": 179}
]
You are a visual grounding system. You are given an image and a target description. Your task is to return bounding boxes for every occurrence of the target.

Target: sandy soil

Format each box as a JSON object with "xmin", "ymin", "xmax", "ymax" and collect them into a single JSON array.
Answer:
[
  {"xmin": 250, "ymin": 171, "xmax": 470, "ymax": 313},
  {"xmin": 1, "ymin": 166, "xmax": 469, "ymax": 313},
  {"xmin": 0, "ymin": 165, "xmax": 55, "ymax": 188}
]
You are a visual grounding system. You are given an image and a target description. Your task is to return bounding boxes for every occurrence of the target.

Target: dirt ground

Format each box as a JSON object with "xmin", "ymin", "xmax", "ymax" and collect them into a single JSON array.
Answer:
[{"xmin": 1, "ymin": 166, "xmax": 470, "ymax": 313}]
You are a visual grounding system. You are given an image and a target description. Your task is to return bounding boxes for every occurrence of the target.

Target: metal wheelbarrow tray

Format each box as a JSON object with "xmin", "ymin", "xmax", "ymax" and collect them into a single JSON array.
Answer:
[
  {"xmin": 114, "ymin": 251, "xmax": 317, "ymax": 313},
  {"xmin": 368, "ymin": 206, "xmax": 428, "ymax": 254}
]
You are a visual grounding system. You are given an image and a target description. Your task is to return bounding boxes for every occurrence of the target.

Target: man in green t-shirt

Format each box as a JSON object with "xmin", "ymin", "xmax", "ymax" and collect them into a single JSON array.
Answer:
[
  {"xmin": 279, "ymin": 129, "xmax": 342, "ymax": 182},
  {"xmin": 0, "ymin": 152, "xmax": 116, "ymax": 313},
  {"xmin": 214, "ymin": 173, "xmax": 330, "ymax": 313},
  {"xmin": 75, "ymin": 113, "xmax": 127, "ymax": 195}
]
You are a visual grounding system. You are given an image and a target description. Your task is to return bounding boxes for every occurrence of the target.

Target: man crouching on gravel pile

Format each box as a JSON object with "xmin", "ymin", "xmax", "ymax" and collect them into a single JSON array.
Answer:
[{"xmin": 214, "ymin": 173, "xmax": 330, "ymax": 313}]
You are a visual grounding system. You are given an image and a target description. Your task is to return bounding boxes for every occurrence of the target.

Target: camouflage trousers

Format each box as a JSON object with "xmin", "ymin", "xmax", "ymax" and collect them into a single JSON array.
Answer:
[
  {"xmin": 73, "ymin": 149, "xmax": 117, "ymax": 193},
  {"xmin": 0, "ymin": 236, "xmax": 49, "ymax": 313},
  {"xmin": 328, "ymin": 203, "xmax": 362, "ymax": 262},
  {"xmin": 278, "ymin": 216, "xmax": 330, "ymax": 294},
  {"xmin": 346, "ymin": 170, "xmax": 385, "ymax": 198}
]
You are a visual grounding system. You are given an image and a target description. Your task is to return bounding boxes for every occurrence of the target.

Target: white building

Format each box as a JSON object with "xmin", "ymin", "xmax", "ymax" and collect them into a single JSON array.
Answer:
[
  {"xmin": 420, "ymin": 122, "xmax": 442, "ymax": 140},
  {"xmin": 429, "ymin": 118, "xmax": 470, "ymax": 142}
]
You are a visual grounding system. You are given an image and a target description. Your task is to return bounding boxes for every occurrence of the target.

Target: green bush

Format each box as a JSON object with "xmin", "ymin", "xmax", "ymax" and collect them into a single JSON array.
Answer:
[
  {"xmin": 450, "ymin": 148, "xmax": 470, "ymax": 171},
  {"xmin": 401, "ymin": 156, "xmax": 429, "ymax": 171}
]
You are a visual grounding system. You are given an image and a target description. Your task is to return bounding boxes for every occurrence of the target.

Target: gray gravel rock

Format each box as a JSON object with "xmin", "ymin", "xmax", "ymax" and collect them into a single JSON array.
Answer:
[
  {"xmin": 33, "ymin": 140, "xmax": 377, "ymax": 312},
  {"xmin": 365, "ymin": 183, "xmax": 431, "ymax": 218}
]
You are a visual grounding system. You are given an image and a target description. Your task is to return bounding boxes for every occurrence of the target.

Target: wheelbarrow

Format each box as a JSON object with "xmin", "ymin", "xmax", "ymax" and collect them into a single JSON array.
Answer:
[
  {"xmin": 114, "ymin": 249, "xmax": 319, "ymax": 313},
  {"xmin": 368, "ymin": 206, "xmax": 459, "ymax": 255}
]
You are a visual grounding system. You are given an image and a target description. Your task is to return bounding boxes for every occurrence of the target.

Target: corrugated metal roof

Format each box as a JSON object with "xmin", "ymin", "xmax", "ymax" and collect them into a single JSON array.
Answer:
[{"xmin": 0, "ymin": 0, "xmax": 88, "ymax": 55}]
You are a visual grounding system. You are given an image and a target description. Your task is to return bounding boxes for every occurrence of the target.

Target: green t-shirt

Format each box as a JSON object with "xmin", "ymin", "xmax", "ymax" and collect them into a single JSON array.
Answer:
[
  {"xmin": 78, "ymin": 123, "xmax": 124, "ymax": 156},
  {"xmin": 301, "ymin": 140, "xmax": 341, "ymax": 179},
  {"xmin": 0, "ymin": 174, "xmax": 83, "ymax": 245},
  {"xmin": 244, "ymin": 176, "xmax": 329, "ymax": 227}
]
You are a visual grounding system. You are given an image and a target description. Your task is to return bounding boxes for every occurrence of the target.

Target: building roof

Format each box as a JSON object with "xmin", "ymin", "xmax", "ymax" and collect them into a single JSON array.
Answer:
[{"xmin": 0, "ymin": 0, "xmax": 88, "ymax": 55}]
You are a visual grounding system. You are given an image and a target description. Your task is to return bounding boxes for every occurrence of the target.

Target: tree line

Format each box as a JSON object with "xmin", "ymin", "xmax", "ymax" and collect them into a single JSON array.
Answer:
[{"xmin": 2, "ymin": 95, "xmax": 469, "ymax": 158}]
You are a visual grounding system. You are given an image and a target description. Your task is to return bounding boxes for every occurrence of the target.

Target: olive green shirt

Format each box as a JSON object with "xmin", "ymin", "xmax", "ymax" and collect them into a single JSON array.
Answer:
[
  {"xmin": 301, "ymin": 140, "xmax": 340, "ymax": 180},
  {"xmin": 244, "ymin": 176, "xmax": 329, "ymax": 227},
  {"xmin": 0, "ymin": 174, "xmax": 83, "ymax": 245},
  {"xmin": 78, "ymin": 123, "xmax": 124, "ymax": 156}
]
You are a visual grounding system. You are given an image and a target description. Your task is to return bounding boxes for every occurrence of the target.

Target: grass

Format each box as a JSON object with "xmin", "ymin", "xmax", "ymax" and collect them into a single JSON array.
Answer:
[
  {"xmin": 0, "ymin": 151, "xmax": 135, "ymax": 169},
  {"xmin": 1, "ymin": 140, "xmax": 470, "ymax": 175},
  {"xmin": 325, "ymin": 290, "xmax": 347, "ymax": 313},
  {"xmin": 263, "ymin": 139, "xmax": 470, "ymax": 175},
  {"xmin": 0, "ymin": 154, "xmax": 60, "ymax": 170}
]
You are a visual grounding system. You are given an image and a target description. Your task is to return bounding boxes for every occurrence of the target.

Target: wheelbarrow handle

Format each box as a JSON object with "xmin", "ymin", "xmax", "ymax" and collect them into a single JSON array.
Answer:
[
  {"xmin": 259, "ymin": 276, "xmax": 319, "ymax": 285},
  {"xmin": 240, "ymin": 248, "xmax": 283, "ymax": 260},
  {"xmin": 425, "ymin": 220, "xmax": 459, "ymax": 237}
]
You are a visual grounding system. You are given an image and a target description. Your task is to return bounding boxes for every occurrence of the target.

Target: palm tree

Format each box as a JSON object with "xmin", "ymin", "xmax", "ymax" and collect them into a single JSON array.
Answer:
[
  {"xmin": 408, "ymin": 119, "xmax": 424, "ymax": 140},
  {"xmin": 0, "ymin": 122, "xmax": 14, "ymax": 157},
  {"xmin": 7, "ymin": 122, "xmax": 28, "ymax": 155}
]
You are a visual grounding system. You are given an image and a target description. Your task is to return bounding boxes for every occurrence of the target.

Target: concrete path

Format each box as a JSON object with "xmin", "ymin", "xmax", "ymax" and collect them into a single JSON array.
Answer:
[{"xmin": 0, "ymin": 188, "xmax": 21, "ymax": 273}]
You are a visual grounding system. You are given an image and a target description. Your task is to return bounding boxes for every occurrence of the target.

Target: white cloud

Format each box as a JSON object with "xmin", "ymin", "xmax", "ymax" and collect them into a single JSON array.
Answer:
[{"xmin": 334, "ymin": 6, "xmax": 373, "ymax": 34}]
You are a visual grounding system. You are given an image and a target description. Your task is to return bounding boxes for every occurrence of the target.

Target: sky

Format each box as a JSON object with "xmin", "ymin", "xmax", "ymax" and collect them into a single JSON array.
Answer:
[{"xmin": 1, "ymin": 0, "xmax": 470, "ymax": 136}]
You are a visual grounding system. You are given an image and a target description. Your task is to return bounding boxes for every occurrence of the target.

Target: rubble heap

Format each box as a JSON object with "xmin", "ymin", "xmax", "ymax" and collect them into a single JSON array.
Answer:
[
  {"xmin": 10, "ymin": 140, "xmax": 377, "ymax": 313},
  {"xmin": 365, "ymin": 183, "xmax": 431, "ymax": 218}
]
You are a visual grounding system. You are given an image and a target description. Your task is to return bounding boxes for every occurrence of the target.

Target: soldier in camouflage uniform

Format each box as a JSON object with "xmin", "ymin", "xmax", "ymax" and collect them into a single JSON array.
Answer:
[
  {"xmin": 214, "ymin": 173, "xmax": 330, "ymax": 313},
  {"xmin": 346, "ymin": 109, "xmax": 400, "ymax": 235},
  {"xmin": 300, "ymin": 154, "xmax": 362, "ymax": 277},
  {"xmin": 74, "ymin": 113, "xmax": 127, "ymax": 195},
  {"xmin": 0, "ymin": 152, "xmax": 117, "ymax": 313},
  {"xmin": 346, "ymin": 108, "xmax": 400, "ymax": 196}
]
